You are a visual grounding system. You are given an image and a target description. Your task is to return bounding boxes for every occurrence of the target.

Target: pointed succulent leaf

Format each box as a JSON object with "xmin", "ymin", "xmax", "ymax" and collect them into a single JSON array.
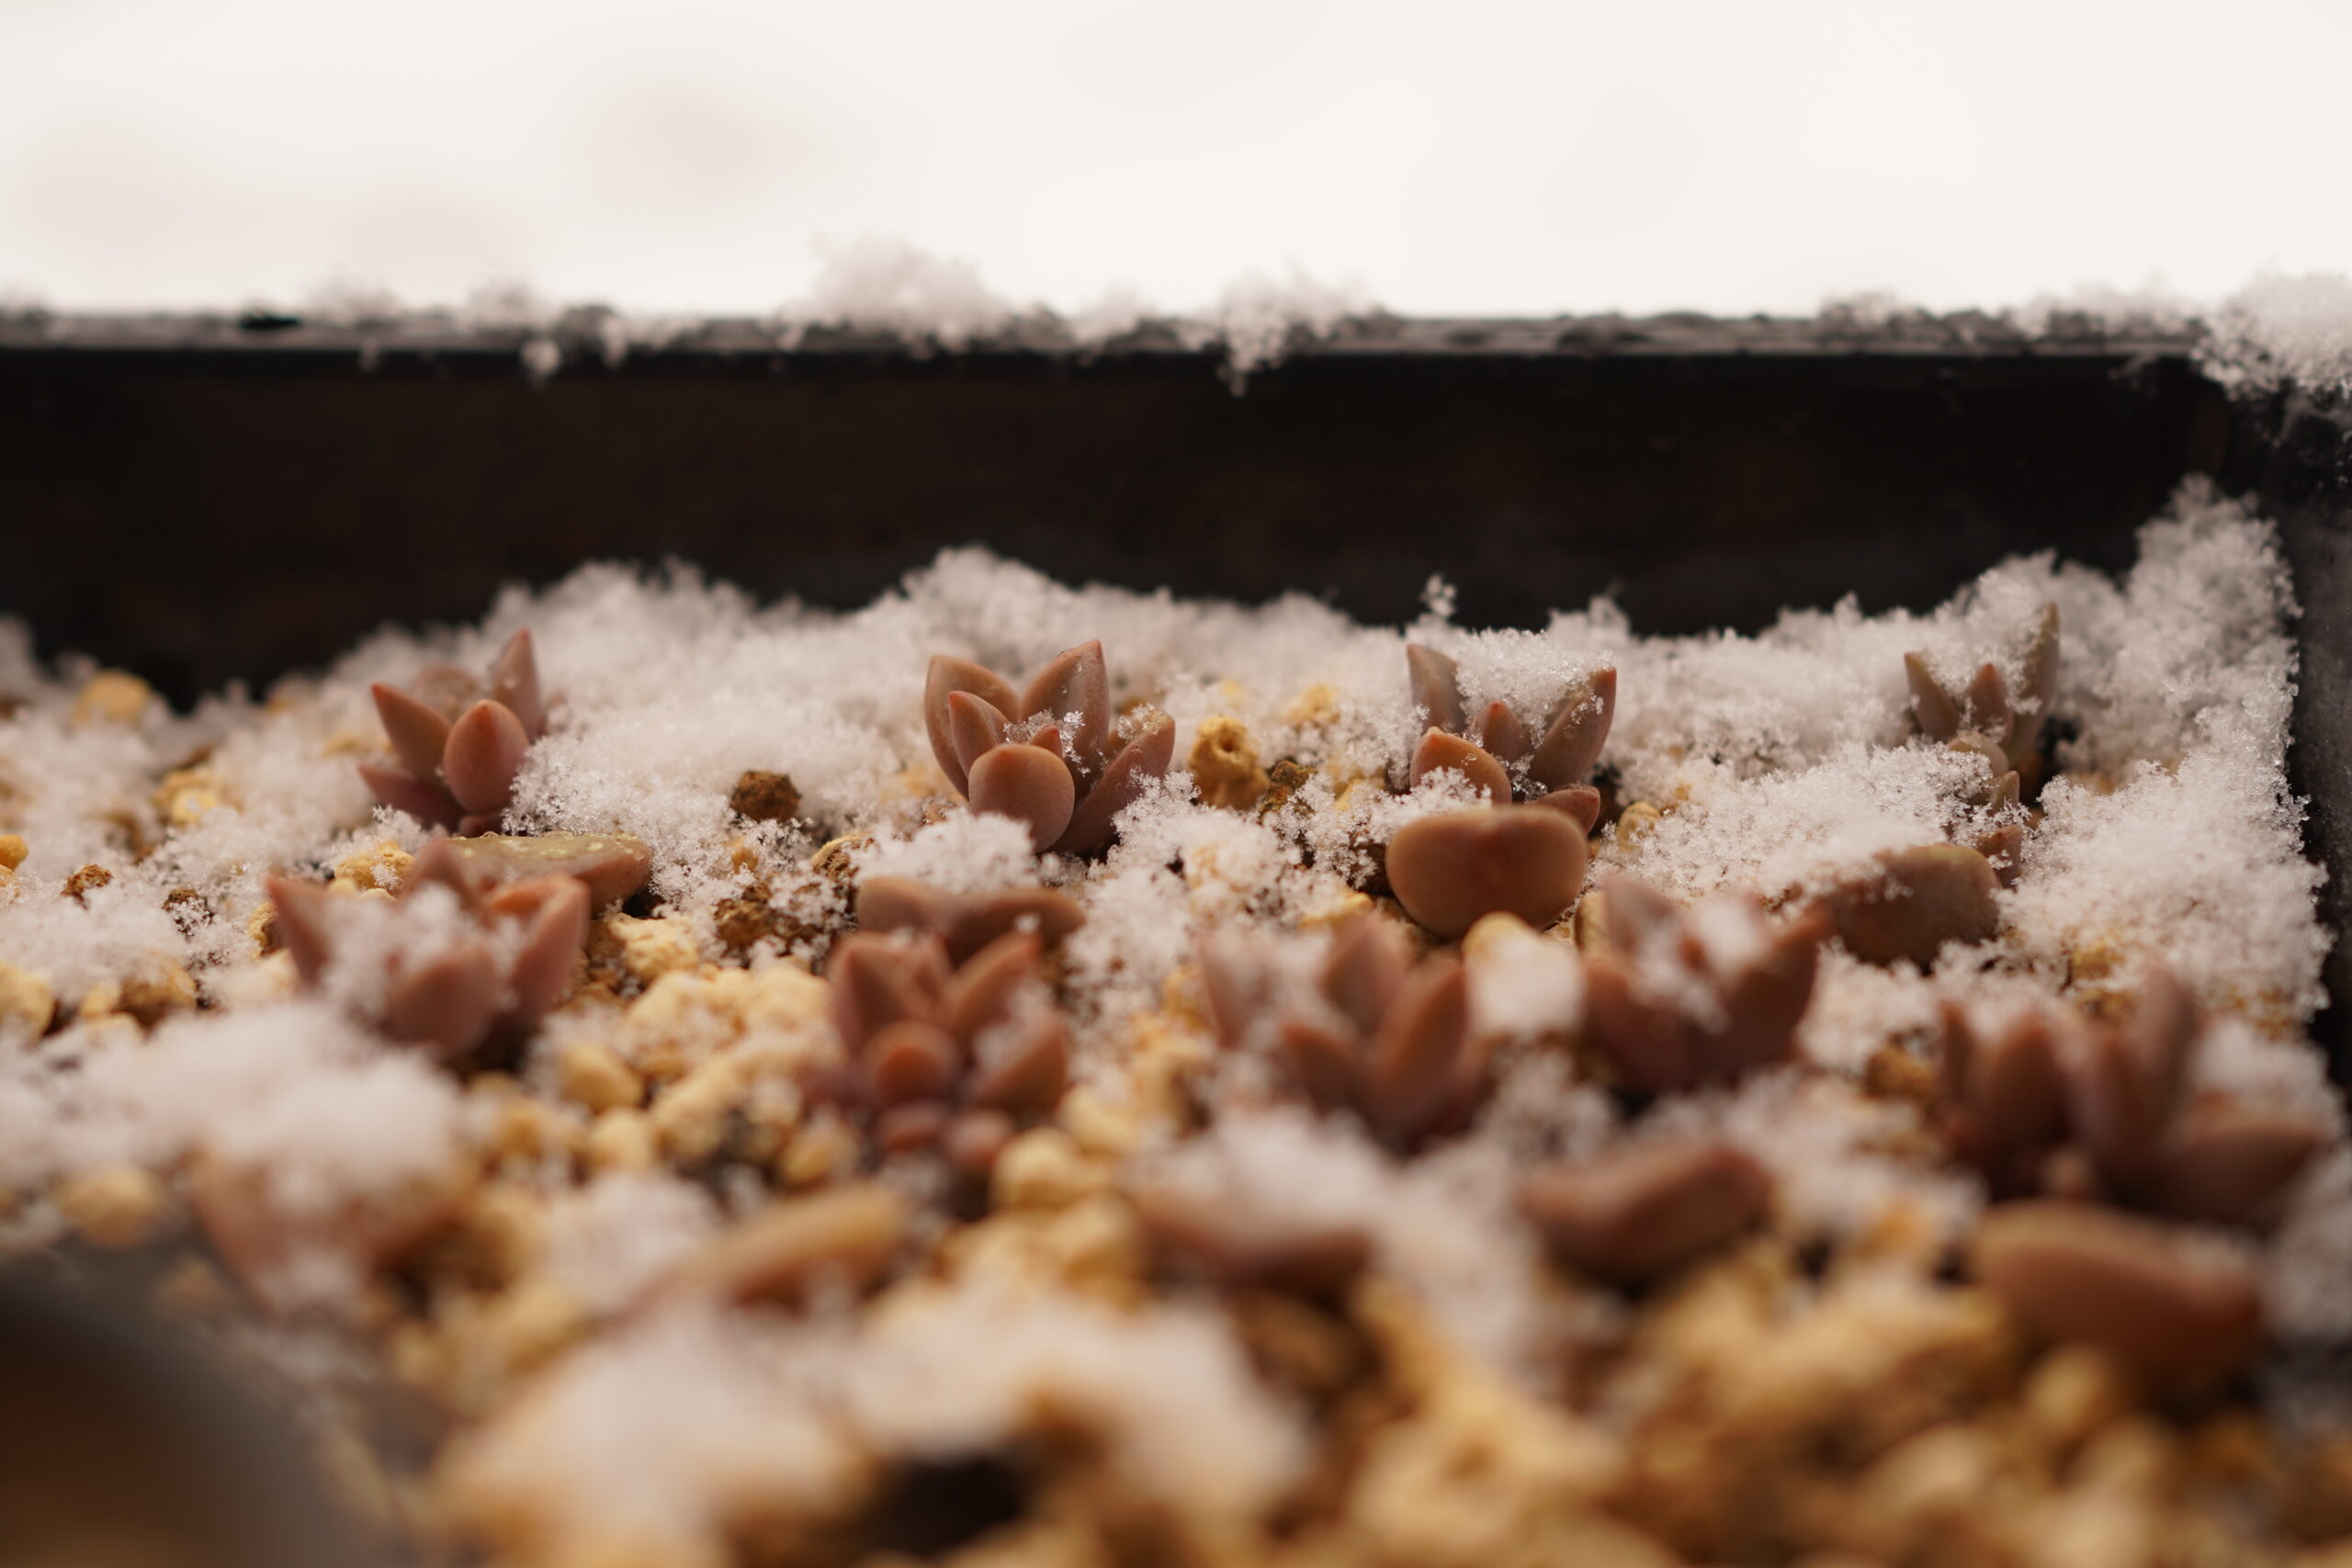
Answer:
[
  {"xmin": 1278, "ymin": 1017, "xmax": 1365, "ymax": 1111},
  {"xmin": 2153, "ymin": 1106, "xmax": 2323, "ymax": 1230},
  {"xmin": 924, "ymin": 656, "xmax": 1021, "ymax": 796},
  {"xmin": 867, "ymin": 1019, "xmax": 963, "ymax": 1108},
  {"xmin": 489, "ymin": 628, "xmax": 548, "ymax": 741},
  {"xmin": 1580, "ymin": 953, "xmax": 1699, "ymax": 1094},
  {"xmin": 442, "ymin": 699, "xmax": 532, "ymax": 817},
  {"xmin": 1905, "ymin": 653, "xmax": 1961, "ymax": 741},
  {"xmin": 359, "ymin": 762, "xmax": 465, "ymax": 829},
  {"xmin": 1528, "ymin": 667, "xmax": 1616, "ymax": 791},
  {"xmin": 946, "ymin": 690, "xmax": 1011, "ymax": 778},
  {"xmin": 1362, "ymin": 958, "xmax": 1470, "ymax": 1146},
  {"xmin": 1321, "ymin": 915, "xmax": 1410, "ymax": 1038},
  {"xmin": 1962, "ymin": 661, "xmax": 2011, "ymax": 739},
  {"xmin": 1019, "ymin": 640, "xmax": 1113, "ymax": 777},
  {"xmin": 407, "ymin": 837, "xmax": 486, "ymax": 910},
  {"xmin": 968, "ymin": 1014, "xmax": 1069, "ymax": 1114},
  {"xmin": 1969, "ymin": 1201, "xmax": 2263, "ymax": 1392},
  {"xmin": 1052, "ymin": 710, "xmax": 1175, "ymax": 855},
  {"xmin": 1387, "ymin": 806, "xmax": 1589, "ymax": 940},
  {"xmin": 855, "ymin": 876, "xmax": 1082, "ymax": 964},
  {"xmin": 1476, "ymin": 701, "xmax": 1529, "ymax": 767},
  {"xmin": 1408, "ymin": 728, "xmax": 1511, "ymax": 806},
  {"xmin": 1581, "ymin": 873, "xmax": 1680, "ymax": 955},
  {"xmin": 372, "ymin": 682, "xmax": 457, "ymax": 784},
  {"xmin": 943, "ymin": 931, "xmax": 1041, "ymax": 1045},
  {"xmin": 1948, "ymin": 731, "xmax": 2011, "ymax": 781},
  {"xmin": 1405, "ymin": 643, "xmax": 1465, "ymax": 736},
  {"xmin": 967, "ymin": 742, "xmax": 1078, "ymax": 852},
  {"xmin": 265, "ymin": 877, "xmax": 337, "ymax": 984},
  {"xmin": 383, "ymin": 942, "xmax": 503, "ymax": 1060},
  {"xmin": 1708, "ymin": 909, "xmax": 1826, "ymax": 1075},
  {"xmin": 1519, "ymin": 1138, "xmax": 1770, "ymax": 1286},
  {"xmin": 2009, "ymin": 603, "xmax": 2061, "ymax": 753},
  {"xmin": 1972, "ymin": 821, "xmax": 2026, "ymax": 888},
  {"xmin": 828, "ymin": 936, "xmax": 944, "ymax": 1054},
  {"xmin": 502, "ymin": 876, "xmax": 590, "ymax": 1025}
]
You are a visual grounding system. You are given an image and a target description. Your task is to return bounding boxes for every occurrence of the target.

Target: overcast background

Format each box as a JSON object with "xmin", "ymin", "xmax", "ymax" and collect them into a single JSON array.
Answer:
[{"xmin": 2, "ymin": 0, "xmax": 2344, "ymax": 320}]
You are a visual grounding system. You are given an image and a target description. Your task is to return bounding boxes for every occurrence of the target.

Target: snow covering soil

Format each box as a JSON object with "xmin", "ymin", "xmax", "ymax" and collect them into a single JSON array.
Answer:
[{"xmin": 0, "ymin": 477, "xmax": 2341, "ymax": 1567}]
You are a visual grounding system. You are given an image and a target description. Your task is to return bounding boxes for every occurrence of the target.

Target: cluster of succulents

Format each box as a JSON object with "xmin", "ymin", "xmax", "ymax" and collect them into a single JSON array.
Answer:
[
  {"xmin": 1199, "ymin": 914, "xmax": 1485, "ymax": 1152},
  {"xmin": 365, "ymin": 628, "xmax": 548, "ymax": 833},
  {"xmin": 924, "ymin": 641, "xmax": 1177, "ymax": 853},
  {"xmin": 1385, "ymin": 648, "xmax": 1616, "ymax": 939},
  {"xmin": 268, "ymin": 831, "xmax": 648, "ymax": 1064},
  {"xmin": 813, "ymin": 927, "xmax": 1073, "ymax": 1174}
]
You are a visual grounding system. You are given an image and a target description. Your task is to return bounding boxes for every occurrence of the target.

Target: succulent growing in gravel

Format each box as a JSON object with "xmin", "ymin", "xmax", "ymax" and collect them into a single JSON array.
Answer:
[
  {"xmin": 854, "ymin": 875, "xmax": 1083, "ymax": 964},
  {"xmin": 924, "ymin": 641, "xmax": 1176, "ymax": 854},
  {"xmin": 1575, "ymin": 874, "xmax": 1826, "ymax": 1096},
  {"xmin": 1940, "ymin": 967, "xmax": 2323, "ymax": 1229},
  {"xmin": 1518, "ymin": 1135, "xmax": 1772, "ymax": 1287},
  {"xmin": 1905, "ymin": 604, "xmax": 2060, "ymax": 782},
  {"xmin": 267, "ymin": 837, "xmax": 594, "ymax": 1065},
  {"xmin": 1201, "ymin": 915, "xmax": 1486, "ymax": 1151},
  {"xmin": 1383, "ymin": 648, "xmax": 1616, "ymax": 939},
  {"xmin": 815, "ymin": 928, "xmax": 1072, "ymax": 1174},
  {"xmin": 366, "ymin": 629, "xmax": 548, "ymax": 833},
  {"xmin": 1809, "ymin": 843, "xmax": 2004, "ymax": 967}
]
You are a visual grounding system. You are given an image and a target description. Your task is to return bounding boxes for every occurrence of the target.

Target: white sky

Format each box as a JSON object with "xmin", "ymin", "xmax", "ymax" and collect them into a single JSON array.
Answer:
[{"xmin": 2, "ymin": 0, "xmax": 2346, "ymax": 319}]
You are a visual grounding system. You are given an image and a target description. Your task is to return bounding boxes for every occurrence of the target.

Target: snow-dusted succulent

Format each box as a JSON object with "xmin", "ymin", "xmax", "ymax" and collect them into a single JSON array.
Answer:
[
  {"xmin": 923, "ymin": 640, "xmax": 1175, "ymax": 854},
  {"xmin": 1518, "ymin": 1135, "xmax": 1771, "ymax": 1287},
  {"xmin": 1202, "ymin": 915, "xmax": 1485, "ymax": 1152},
  {"xmin": 365, "ymin": 628, "xmax": 548, "ymax": 833},
  {"xmin": 1905, "ymin": 602, "xmax": 2059, "ymax": 779},
  {"xmin": 854, "ymin": 874, "xmax": 1083, "ymax": 964}
]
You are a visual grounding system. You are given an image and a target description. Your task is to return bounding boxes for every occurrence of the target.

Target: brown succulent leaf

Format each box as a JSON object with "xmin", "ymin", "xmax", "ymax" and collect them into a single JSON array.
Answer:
[
  {"xmin": 1819, "ymin": 844, "xmax": 2000, "ymax": 967},
  {"xmin": 1054, "ymin": 710, "xmax": 1175, "ymax": 855},
  {"xmin": 1520, "ymin": 1138, "xmax": 1770, "ymax": 1286},
  {"xmin": 1408, "ymin": 728, "xmax": 1511, "ymax": 807},
  {"xmin": 407, "ymin": 838, "xmax": 485, "ymax": 909},
  {"xmin": 967, "ymin": 742, "xmax": 1078, "ymax": 852},
  {"xmin": 1135, "ymin": 1186, "xmax": 1371, "ymax": 1295},
  {"xmin": 943, "ymin": 931, "xmax": 1041, "ymax": 1043},
  {"xmin": 1962, "ymin": 662, "xmax": 2012, "ymax": 739},
  {"xmin": 359, "ymin": 762, "xmax": 464, "ymax": 829},
  {"xmin": 444, "ymin": 831, "xmax": 652, "ymax": 906},
  {"xmin": 2154, "ymin": 1105, "xmax": 2324, "ymax": 1231},
  {"xmin": 406, "ymin": 663, "xmax": 483, "ymax": 720},
  {"xmin": 945, "ymin": 1109, "xmax": 1017, "ymax": 1176},
  {"xmin": 1405, "ymin": 643, "xmax": 1465, "ymax": 737},
  {"xmin": 2064, "ymin": 985, "xmax": 2194, "ymax": 1195},
  {"xmin": 265, "ymin": 877, "xmax": 336, "ymax": 984},
  {"xmin": 1278, "ymin": 1018, "xmax": 1367, "ymax": 1111},
  {"xmin": 1362, "ymin": 958, "xmax": 1471, "ymax": 1146},
  {"xmin": 372, "ymin": 682, "xmax": 456, "ymax": 784},
  {"xmin": 924, "ymin": 656, "xmax": 1022, "ymax": 796},
  {"xmin": 1385, "ymin": 805, "xmax": 1589, "ymax": 940},
  {"xmin": 190, "ymin": 1154, "xmax": 469, "ymax": 1314},
  {"xmin": 854, "ymin": 876, "xmax": 1084, "ymax": 964},
  {"xmin": 2011, "ymin": 603, "xmax": 2061, "ymax": 753},
  {"xmin": 1905, "ymin": 653, "xmax": 1961, "ymax": 741},
  {"xmin": 1532, "ymin": 784, "xmax": 1602, "ymax": 834},
  {"xmin": 489, "ymin": 627, "xmax": 548, "ymax": 741},
  {"xmin": 1580, "ymin": 873, "xmax": 1681, "ymax": 956},
  {"xmin": 1972, "ymin": 821, "xmax": 2026, "ymax": 888},
  {"xmin": 1321, "ymin": 915, "xmax": 1410, "ymax": 1038},
  {"xmin": 946, "ymin": 690, "xmax": 1012, "ymax": 778},
  {"xmin": 828, "ymin": 936, "xmax": 951, "ymax": 1054},
  {"xmin": 868, "ymin": 1019, "xmax": 965, "ymax": 1107},
  {"xmin": 877, "ymin": 1101, "xmax": 955, "ymax": 1154},
  {"xmin": 1021, "ymin": 639, "xmax": 1114, "ymax": 778},
  {"xmin": 967, "ymin": 1014, "xmax": 1069, "ymax": 1115},
  {"xmin": 1708, "ymin": 909, "xmax": 1827, "ymax": 1076},
  {"xmin": 662, "ymin": 1184, "xmax": 906, "ymax": 1307},
  {"xmin": 502, "ymin": 877, "xmax": 591, "ymax": 1024},
  {"xmin": 1969, "ymin": 1201, "xmax": 2262, "ymax": 1392},
  {"xmin": 442, "ymin": 699, "xmax": 532, "ymax": 817},
  {"xmin": 1949, "ymin": 731, "xmax": 2012, "ymax": 781},
  {"xmin": 1945, "ymin": 1007, "xmax": 2069, "ymax": 1191},
  {"xmin": 1477, "ymin": 700, "xmax": 1530, "ymax": 767},
  {"xmin": 1580, "ymin": 953, "xmax": 1699, "ymax": 1093},
  {"xmin": 1528, "ymin": 667, "xmax": 1616, "ymax": 791},
  {"xmin": 383, "ymin": 942, "xmax": 504, "ymax": 1060}
]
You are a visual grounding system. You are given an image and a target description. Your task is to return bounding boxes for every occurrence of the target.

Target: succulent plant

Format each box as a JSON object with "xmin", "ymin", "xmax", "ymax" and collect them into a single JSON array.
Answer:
[
  {"xmin": 1939, "ymin": 968, "xmax": 2323, "ymax": 1230},
  {"xmin": 1133, "ymin": 1185, "xmax": 1372, "ymax": 1296},
  {"xmin": 923, "ymin": 641, "xmax": 1176, "ymax": 854},
  {"xmin": 1905, "ymin": 604, "xmax": 2059, "ymax": 783},
  {"xmin": 1576, "ymin": 874, "xmax": 1826, "ymax": 1096},
  {"xmin": 365, "ymin": 629, "xmax": 548, "ymax": 833},
  {"xmin": 267, "ymin": 837, "xmax": 592, "ymax": 1065},
  {"xmin": 854, "ymin": 874, "xmax": 1083, "ymax": 964},
  {"xmin": 1518, "ymin": 1135, "xmax": 1771, "ymax": 1287},
  {"xmin": 1968, "ymin": 1200, "xmax": 2262, "ymax": 1392},
  {"xmin": 1381, "ymin": 648, "xmax": 1617, "ymax": 940},
  {"xmin": 1201, "ymin": 915, "xmax": 1485, "ymax": 1152},
  {"xmin": 1810, "ymin": 843, "xmax": 2003, "ymax": 967},
  {"xmin": 816, "ymin": 928, "xmax": 1071, "ymax": 1174}
]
